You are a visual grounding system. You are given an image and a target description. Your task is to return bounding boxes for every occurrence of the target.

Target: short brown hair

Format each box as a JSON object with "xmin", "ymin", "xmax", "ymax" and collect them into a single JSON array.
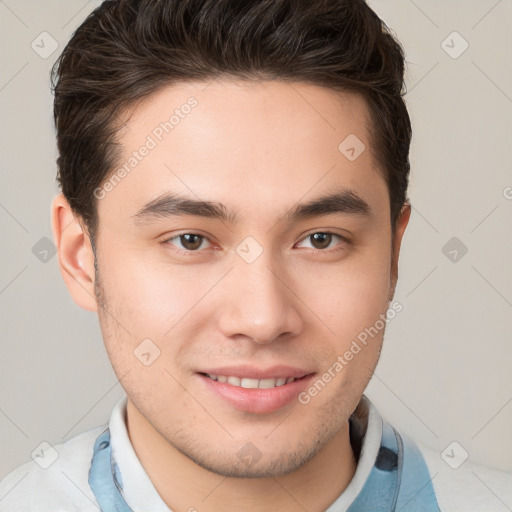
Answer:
[{"xmin": 51, "ymin": 0, "xmax": 411, "ymax": 243}]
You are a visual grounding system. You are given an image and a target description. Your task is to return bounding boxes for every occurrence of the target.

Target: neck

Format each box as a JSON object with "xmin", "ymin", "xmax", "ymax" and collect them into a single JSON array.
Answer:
[{"xmin": 126, "ymin": 400, "xmax": 357, "ymax": 512}]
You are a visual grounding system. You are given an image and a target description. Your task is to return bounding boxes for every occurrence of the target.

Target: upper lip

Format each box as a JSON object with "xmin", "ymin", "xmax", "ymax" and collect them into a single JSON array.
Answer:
[{"xmin": 197, "ymin": 365, "xmax": 314, "ymax": 380}]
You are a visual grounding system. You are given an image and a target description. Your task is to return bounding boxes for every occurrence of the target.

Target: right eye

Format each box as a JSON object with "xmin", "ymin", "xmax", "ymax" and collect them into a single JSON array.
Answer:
[{"xmin": 164, "ymin": 233, "xmax": 213, "ymax": 253}]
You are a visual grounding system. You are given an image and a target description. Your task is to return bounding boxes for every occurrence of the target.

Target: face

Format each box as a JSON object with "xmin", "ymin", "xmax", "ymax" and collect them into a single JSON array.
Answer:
[{"xmin": 79, "ymin": 80, "xmax": 408, "ymax": 477}]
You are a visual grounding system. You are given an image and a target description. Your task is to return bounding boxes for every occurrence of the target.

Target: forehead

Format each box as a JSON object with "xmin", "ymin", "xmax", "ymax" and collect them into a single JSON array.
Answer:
[
  {"xmin": 121, "ymin": 78, "xmax": 373, "ymax": 151},
  {"xmin": 98, "ymin": 79, "xmax": 388, "ymax": 228}
]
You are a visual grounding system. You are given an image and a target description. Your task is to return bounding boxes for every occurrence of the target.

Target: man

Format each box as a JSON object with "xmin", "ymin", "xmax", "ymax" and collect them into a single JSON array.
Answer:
[{"xmin": 1, "ymin": 1, "xmax": 510, "ymax": 511}]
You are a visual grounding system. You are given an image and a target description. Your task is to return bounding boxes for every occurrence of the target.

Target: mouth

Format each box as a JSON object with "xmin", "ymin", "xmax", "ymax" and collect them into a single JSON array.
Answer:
[{"xmin": 195, "ymin": 369, "xmax": 317, "ymax": 414}]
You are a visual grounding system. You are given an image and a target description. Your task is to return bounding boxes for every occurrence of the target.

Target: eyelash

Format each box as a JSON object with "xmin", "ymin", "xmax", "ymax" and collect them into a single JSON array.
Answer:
[{"xmin": 163, "ymin": 231, "xmax": 348, "ymax": 255}]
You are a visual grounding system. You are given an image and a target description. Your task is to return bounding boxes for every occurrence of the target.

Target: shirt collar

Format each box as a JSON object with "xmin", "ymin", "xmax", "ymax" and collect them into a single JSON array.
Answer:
[{"xmin": 109, "ymin": 395, "xmax": 171, "ymax": 510}]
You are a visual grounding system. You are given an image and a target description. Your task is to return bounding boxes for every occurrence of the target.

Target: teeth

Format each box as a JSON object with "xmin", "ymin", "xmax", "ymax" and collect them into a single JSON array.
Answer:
[
  {"xmin": 205, "ymin": 374, "xmax": 297, "ymax": 389},
  {"xmin": 240, "ymin": 378, "xmax": 259, "ymax": 389},
  {"xmin": 227, "ymin": 376, "xmax": 241, "ymax": 386},
  {"xmin": 258, "ymin": 378, "xmax": 278, "ymax": 389}
]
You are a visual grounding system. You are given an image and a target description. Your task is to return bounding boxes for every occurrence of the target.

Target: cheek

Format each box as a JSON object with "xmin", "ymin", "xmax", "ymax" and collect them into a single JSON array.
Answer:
[
  {"xmin": 98, "ymin": 248, "xmax": 216, "ymax": 338},
  {"xmin": 298, "ymin": 246, "xmax": 392, "ymax": 340}
]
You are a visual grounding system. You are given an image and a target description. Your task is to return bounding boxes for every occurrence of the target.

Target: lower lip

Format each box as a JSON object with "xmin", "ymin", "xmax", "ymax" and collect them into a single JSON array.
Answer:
[{"xmin": 196, "ymin": 373, "xmax": 316, "ymax": 414}]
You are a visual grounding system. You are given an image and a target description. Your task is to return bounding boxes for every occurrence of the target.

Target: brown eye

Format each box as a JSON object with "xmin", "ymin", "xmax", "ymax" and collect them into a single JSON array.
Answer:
[
  {"xmin": 180, "ymin": 234, "xmax": 203, "ymax": 250},
  {"xmin": 166, "ymin": 233, "xmax": 209, "ymax": 252},
  {"xmin": 309, "ymin": 233, "xmax": 332, "ymax": 249},
  {"xmin": 297, "ymin": 232, "xmax": 345, "ymax": 251}
]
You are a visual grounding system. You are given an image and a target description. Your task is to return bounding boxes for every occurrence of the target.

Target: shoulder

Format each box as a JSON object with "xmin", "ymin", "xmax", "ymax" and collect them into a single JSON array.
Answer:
[
  {"xmin": 369, "ymin": 421, "xmax": 440, "ymax": 511},
  {"xmin": 0, "ymin": 425, "xmax": 106, "ymax": 511},
  {"xmin": 417, "ymin": 440, "xmax": 512, "ymax": 512}
]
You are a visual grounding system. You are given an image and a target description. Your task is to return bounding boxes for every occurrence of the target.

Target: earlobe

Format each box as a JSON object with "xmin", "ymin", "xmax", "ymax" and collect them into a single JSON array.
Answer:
[{"xmin": 51, "ymin": 193, "xmax": 98, "ymax": 312}]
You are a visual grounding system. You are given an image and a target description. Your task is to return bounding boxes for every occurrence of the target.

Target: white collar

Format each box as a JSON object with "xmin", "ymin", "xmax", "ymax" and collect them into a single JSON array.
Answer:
[{"xmin": 109, "ymin": 395, "xmax": 170, "ymax": 510}]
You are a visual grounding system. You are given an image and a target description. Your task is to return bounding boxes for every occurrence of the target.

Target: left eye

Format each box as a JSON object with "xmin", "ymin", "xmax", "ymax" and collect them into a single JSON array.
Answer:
[{"xmin": 296, "ymin": 232, "xmax": 344, "ymax": 251}]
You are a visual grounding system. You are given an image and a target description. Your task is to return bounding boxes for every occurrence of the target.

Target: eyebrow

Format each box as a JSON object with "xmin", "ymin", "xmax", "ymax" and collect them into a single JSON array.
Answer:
[{"xmin": 132, "ymin": 188, "xmax": 372, "ymax": 225}]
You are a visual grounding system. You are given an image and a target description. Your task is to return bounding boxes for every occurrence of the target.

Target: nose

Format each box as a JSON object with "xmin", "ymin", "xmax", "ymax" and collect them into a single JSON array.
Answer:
[{"xmin": 216, "ymin": 251, "xmax": 304, "ymax": 345}]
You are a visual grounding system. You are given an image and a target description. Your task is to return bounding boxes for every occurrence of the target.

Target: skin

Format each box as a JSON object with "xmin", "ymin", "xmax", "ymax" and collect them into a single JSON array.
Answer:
[{"xmin": 52, "ymin": 79, "xmax": 410, "ymax": 512}]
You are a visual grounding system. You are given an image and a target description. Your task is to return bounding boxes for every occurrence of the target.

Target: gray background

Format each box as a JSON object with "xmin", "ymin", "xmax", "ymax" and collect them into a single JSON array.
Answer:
[{"xmin": 1, "ymin": 0, "xmax": 511, "ymax": 481}]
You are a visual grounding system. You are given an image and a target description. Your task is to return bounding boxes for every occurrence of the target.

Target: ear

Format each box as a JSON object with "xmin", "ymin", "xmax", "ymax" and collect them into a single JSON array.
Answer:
[
  {"xmin": 388, "ymin": 202, "xmax": 411, "ymax": 302},
  {"xmin": 51, "ymin": 193, "xmax": 98, "ymax": 312}
]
